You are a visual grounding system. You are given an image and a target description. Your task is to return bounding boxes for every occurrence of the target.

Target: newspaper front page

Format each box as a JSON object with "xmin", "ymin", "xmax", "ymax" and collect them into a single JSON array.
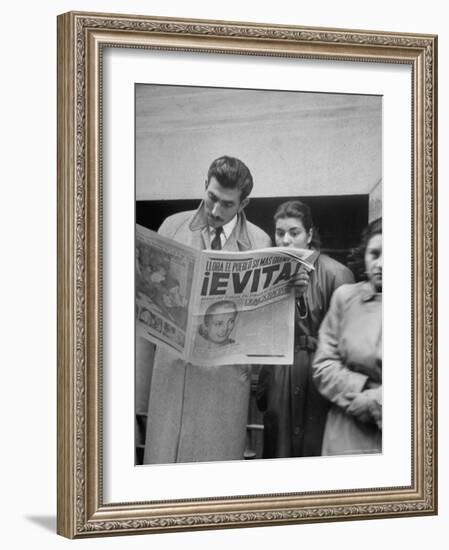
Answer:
[{"xmin": 136, "ymin": 224, "xmax": 315, "ymax": 366}]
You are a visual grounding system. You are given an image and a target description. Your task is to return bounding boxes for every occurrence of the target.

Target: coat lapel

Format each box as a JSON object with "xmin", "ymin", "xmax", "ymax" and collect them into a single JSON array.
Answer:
[
  {"xmin": 223, "ymin": 211, "xmax": 252, "ymax": 251},
  {"xmin": 188, "ymin": 202, "xmax": 210, "ymax": 250},
  {"xmin": 189, "ymin": 202, "xmax": 253, "ymax": 252}
]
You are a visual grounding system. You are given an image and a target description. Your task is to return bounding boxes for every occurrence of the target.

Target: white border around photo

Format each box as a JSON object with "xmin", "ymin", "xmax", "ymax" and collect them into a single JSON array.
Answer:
[{"xmin": 103, "ymin": 47, "xmax": 411, "ymax": 503}]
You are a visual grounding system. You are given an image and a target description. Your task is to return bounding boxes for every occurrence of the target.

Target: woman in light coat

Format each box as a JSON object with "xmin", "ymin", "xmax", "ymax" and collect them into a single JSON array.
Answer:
[{"xmin": 312, "ymin": 218, "xmax": 382, "ymax": 455}]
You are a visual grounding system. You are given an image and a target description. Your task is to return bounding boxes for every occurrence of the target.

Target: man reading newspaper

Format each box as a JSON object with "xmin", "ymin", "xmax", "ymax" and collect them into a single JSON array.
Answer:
[{"xmin": 142, "ymin": 156, "xmax": 273, "ymax": 464}]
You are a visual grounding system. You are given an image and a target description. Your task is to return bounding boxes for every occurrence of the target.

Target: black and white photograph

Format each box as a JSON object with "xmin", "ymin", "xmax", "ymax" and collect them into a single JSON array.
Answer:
[{"xmin": 135, "ymin": 83, "xmax": 382, "ymax": 465}]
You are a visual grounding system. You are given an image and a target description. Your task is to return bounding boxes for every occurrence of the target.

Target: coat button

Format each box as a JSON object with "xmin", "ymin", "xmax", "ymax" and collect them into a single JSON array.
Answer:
[
  {"xmin": 294, "ymin": 386, "xmax": 300, "ymax": 395},
  {"xmin": 294, "ymin": 427, "xmax": 301, "ymax": 436}
]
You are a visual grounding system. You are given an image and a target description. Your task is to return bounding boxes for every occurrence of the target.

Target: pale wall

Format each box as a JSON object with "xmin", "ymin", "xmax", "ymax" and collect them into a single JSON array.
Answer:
[
  {"xmin": 369, "ymin": 179, "xmax": 383, "ymax": 221},
  {"xmin": 136, "ymin": 85, "xmax": 381, "ymax": 200}
]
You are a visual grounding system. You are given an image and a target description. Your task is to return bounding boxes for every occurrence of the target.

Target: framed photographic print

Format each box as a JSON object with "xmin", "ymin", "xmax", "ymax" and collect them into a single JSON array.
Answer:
[{"xmin": 57, "ymin": 11, "xmax": 437, "ymax": 538}]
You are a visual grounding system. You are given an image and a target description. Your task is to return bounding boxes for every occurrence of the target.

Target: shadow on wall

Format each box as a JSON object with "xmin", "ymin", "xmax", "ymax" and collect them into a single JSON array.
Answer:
[{"xmin": 24, "ymin": 515, "xmax": 56, "ymax": 533}]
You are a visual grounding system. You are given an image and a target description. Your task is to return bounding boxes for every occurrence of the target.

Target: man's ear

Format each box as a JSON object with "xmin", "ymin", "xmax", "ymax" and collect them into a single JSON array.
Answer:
[
  {"xmin": 239, "ymin": 197, "xmax": 250, "ymax": 211},
  {"xmin": 307, "ymin": 228, "xmax": 313, "ymax": 245},
  {"xmin": 205, "ymin": 179, "xmax": 209, "ymax": 191}
]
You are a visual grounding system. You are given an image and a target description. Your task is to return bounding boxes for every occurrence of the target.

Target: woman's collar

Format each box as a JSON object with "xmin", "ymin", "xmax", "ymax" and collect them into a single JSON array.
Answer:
[{"xmin": 360, "ymin": 280, "xmax": 382, "ymax": 301}]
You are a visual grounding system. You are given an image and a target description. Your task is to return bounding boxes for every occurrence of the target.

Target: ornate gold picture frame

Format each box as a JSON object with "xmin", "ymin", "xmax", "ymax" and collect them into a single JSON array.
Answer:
[{"xmin": 57, "ymin": 11, "xmax": 437, "ymax": 538}]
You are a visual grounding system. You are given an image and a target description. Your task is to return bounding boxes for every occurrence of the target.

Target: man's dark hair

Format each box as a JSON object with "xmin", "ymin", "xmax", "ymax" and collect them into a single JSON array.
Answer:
[{"xmin": 206, "ymin": 156, "xmax": 254, "ymax": 200}]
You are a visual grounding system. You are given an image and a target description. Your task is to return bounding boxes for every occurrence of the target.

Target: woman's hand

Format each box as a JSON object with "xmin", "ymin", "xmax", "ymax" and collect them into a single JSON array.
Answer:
[
  {"xmin": 345, "ymin": 391, "xmax": 377, "ymax": 424},
  {"xmin": 289, "ymin": 267, "xmax": 310, "ymax": 297}
]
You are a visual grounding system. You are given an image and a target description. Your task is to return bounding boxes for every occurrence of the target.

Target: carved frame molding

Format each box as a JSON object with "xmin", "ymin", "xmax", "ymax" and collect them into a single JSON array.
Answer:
[{"xmin": 57, "ymin": 12, "xmax": 437, "ymax": 538}]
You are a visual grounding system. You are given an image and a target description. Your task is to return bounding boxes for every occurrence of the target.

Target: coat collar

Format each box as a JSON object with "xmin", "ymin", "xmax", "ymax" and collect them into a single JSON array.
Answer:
[
  {"xmin": 360, "ymin": 280, "xmax": 382, "ymax": 302},
  {"xmin": 189, "ymin": 201, "xmax": 252, "ymax": 251}
]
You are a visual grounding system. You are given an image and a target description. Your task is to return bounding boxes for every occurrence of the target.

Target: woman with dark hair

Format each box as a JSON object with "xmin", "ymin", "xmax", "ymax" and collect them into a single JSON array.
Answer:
[
  {"xmin": 312, "ymin": 218, "xmax": 382, "ymax": 455},
  {"xmin": 257, "ymin": 200, "xmax": 354, "ymax": 458}
]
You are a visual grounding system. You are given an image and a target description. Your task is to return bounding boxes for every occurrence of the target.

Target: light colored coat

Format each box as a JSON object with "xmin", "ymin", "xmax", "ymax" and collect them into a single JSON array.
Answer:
[
  {"xmin": 143, "ymin": 203, "xmax": 271, "ymax": 464},
  {"xmin": 312, "ymin": 281, "xmax": 382, "ymax": 455},
  {"xmin": 156, "ymin": 203, "xmax": 271, "ymax": 251}
]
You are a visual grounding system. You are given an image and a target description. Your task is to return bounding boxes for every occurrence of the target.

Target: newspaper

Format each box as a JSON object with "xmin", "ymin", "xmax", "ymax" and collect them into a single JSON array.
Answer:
[{"xmin": 136, "ymin": 224, "xmax": 316, "ymax": 366}]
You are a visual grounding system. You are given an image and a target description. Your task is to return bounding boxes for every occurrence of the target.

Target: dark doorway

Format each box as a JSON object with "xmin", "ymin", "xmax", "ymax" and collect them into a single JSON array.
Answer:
[{"xmin": 136, "ymin": 194, "xmax": 369, "ymax": 267}]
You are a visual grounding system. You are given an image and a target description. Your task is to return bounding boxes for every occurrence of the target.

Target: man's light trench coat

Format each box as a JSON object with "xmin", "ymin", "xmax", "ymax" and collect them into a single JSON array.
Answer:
[{"xmin": 143, "ymin": 204, "xmax": 271, "ymax": 464}]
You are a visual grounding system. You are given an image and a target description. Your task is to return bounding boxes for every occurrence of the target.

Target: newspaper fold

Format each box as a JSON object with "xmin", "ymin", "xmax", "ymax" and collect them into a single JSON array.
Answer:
[{"xmin": 136, "ymin": 224, "xmax": 316, "ymax": 366}]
